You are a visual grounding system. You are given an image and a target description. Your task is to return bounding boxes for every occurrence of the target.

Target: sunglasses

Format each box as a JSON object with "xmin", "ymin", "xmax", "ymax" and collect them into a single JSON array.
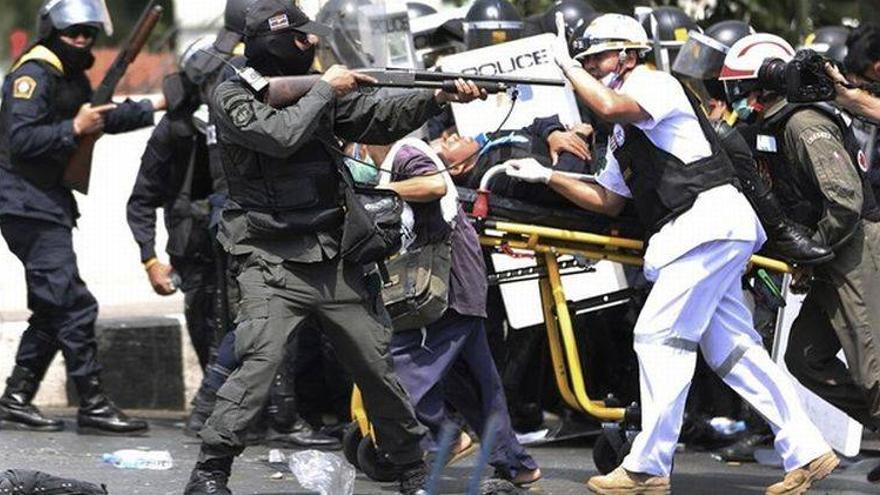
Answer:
[{"xmin": 59, "ymin": 25, "xmax": 99, "ymax": 40}]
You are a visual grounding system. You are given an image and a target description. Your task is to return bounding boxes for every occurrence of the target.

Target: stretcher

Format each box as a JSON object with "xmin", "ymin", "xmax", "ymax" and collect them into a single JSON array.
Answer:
[{"xmin": 344, "ymin": 166, "xmax": 793, "ymax": 479}]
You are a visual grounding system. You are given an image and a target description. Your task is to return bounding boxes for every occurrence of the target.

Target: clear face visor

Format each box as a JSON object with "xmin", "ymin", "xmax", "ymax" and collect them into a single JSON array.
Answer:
[
  {"xmin": 43, "ymin": 0, "xmax": 113, "ymax": 36},
  {"xmin": 671, "ymin": 31, "xmax": 728, "ymax": 79}
]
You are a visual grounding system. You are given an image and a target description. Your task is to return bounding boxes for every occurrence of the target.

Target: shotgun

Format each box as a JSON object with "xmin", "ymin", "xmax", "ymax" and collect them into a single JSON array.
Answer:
[
  {"xmin": 63, "ymin": 1, "xmax": 164, "ymax": 194},
  {"xmin": 265, "ymin": 67, "xmax": 566, "ymax": 108}
]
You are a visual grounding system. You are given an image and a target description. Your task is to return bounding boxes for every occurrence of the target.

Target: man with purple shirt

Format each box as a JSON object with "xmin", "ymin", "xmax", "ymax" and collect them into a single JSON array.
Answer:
[{"xmin": 351, "ymin": 139, "xmax": 542, "ymax": 485}]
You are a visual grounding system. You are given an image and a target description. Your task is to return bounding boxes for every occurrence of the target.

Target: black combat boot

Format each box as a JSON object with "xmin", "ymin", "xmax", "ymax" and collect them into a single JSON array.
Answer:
[
  {"xmin": 184, "ymin": 382, "xmax": 217, "ymax": 437},
  {"xmin": 266, "ymin": 418, "xmax": 342, "ymax": 449},
  {"xmin": 751, "ymin": 189, "xmax": 834, "ymax": 265},
  {"xmin": 74, "ymin": 375, "xmax": 149, "ymax": 436},
  {"xmin": 184, "ymin": 457, "xmax": 233, "ymax": 495},
  {"xmin": 0, "ymin": 365, "xmax": 64, "ymax": 431},
  {"xmin": 397, "ymin": 460, "xmax": 429, "ymax": 495}
]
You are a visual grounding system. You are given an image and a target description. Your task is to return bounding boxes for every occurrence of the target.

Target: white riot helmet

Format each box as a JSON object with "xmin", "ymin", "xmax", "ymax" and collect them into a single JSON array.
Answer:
[
  {"xmin": 37, "ymin": 0, "xmax": 114, "ymax": 40},
  {"xmin": 719, "ymin": 33, "xmax": 796, "ymax": 104},
  {"xmin": 569, "ymin": 13, "xmax": 651, "ymax": 60}
]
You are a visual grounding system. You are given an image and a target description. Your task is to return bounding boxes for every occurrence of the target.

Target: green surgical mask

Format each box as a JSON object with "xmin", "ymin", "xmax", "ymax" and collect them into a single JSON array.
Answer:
[{"xmin": 344, "ymin": 144, "xmax": 379, "ymax": 185}]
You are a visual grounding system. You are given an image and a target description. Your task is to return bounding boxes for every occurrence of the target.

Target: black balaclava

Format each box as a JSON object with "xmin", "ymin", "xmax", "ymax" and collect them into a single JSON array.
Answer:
[
  {"xmin": 245, "ymin": 30, "xmax": 315, "ymax": 76},
  {"xmin": 47, "ymin": 32, "xmax": 96, "ymax": 73}
]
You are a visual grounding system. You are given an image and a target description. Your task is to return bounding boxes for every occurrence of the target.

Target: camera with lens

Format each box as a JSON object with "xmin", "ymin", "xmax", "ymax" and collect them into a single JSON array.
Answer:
[{"xmin": 756, "ymin": 49, "xmax": 836, "ymax": 103}]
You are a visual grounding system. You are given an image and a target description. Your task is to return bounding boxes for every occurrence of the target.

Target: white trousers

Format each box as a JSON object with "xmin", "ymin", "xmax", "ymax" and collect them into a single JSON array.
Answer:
[{"xmin": 621, "ymin": 240, "xmax": 830, "ymax": 477}]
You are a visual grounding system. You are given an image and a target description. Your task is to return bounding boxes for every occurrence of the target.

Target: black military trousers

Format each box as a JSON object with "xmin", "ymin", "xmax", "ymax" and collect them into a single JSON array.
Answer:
[
  {"xmin": 0, "ymin": 215, "xmax": 100, "ymax": 379},
  {"xmin": 198, "ymin": 253, "xmax": 425, "ymax": 464},
  {"xmin": 172, "ymin": 257, "xmax": 219, "ymax": 371}
]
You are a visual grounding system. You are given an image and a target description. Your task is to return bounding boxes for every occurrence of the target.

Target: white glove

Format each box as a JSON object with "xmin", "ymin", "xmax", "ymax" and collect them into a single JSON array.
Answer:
[
  {"xmin": 505, "ymin": 158, "xmax": 552, "ymax": 184},
  {"xmin": 552, "ymin": 12, "xmax": 578, "ymax": 71}
]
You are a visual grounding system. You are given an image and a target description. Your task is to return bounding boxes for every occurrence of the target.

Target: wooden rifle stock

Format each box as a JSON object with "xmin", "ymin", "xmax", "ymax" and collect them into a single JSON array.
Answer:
[
  {"xmin": 63, "ymin": 3, "xmax": 163, "ymax": 194},
  {"xmin": 266, "ymin": 75, "xmax": 323, "ymax": 108}
]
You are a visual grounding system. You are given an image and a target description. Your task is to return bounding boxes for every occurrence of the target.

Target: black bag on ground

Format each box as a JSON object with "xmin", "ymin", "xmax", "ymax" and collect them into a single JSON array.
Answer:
[
  {"xmin": 0, "ymin": 470, "xmax": 107, "ymax": 495},
  {"xmin": 382, "ymin": 239, "xmax": 452, "ymax": 331}
]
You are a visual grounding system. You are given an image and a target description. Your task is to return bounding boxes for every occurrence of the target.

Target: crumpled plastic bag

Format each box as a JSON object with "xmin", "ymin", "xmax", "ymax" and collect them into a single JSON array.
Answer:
[{"xmin": 288, "ymin": 450, "xmax": 356, "ymax": 495}]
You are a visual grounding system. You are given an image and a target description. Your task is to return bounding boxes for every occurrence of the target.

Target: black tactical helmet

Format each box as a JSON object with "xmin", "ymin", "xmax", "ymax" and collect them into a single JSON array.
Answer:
[
  {"xmin": 803, "ymin": 25, "xmax": 851, "ymax": 64},
  {"xmin": 463, "ymin": 0, "xmax": 523, "ymax": 49},
  {"xmin": 540, "ymin": 0, "xmax": 594, "ymax": 37},
  {"xmin": 407, "ymin": 1, "xmax": 437, "ymax": 19},
  {"xmin": 704, "ymin": 20, "xmax": 754, "ymax": 50},
  {"xmin": 641, "ymin": 6, "xmax": 699, "ymax": 72},
  {"xmin": 672, "ymin": 19, "xmax": 754, "ymax": 100}
]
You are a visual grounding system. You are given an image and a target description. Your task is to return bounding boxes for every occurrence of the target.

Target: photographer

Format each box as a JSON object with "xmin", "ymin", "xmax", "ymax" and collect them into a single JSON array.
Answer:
[
  {"xmin": 829, "ymin": 23, "xmax": 880, "ymax": 123},
  {"xmin": 720, "ymin": 33, "xmax": 880, "ymax": 445}
]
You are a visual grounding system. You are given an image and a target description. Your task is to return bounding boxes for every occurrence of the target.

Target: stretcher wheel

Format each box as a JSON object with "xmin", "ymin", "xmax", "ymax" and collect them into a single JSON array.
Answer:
[
  {"xmin": 342, "ymin": 422, "xmax": 362, "ymax": 469},
  {"xmin": 593, "ymin": 424, "xmax": 632, "ymax": 474},
  {"xmin": 357, "ymin": 435, "xmax": 398, "ymax": 482}
]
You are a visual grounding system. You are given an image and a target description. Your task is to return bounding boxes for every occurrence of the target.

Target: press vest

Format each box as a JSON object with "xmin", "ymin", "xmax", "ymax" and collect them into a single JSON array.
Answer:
[
  {"xmin": 611, "ymin": 91, "xmax": 739, "ymax": 239},
  {"xmin": 757, "ymin": 103, "xmax": 880, "ymax": 229}
]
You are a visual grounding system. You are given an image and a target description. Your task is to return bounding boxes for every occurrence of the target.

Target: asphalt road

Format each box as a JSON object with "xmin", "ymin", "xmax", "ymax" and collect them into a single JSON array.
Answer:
[{"xmin": 1, "ymin": 410, "xmax": 877, "ymax": 495}]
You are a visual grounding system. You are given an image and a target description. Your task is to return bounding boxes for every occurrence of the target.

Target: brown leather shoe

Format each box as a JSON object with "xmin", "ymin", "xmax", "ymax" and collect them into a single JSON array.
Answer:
[
  {"xmin": 587, "ymin": 466, "xmax": 671, "ymax": 494},
  {"xmin": 765, "ymin": 451, "xmax": 839, "ymax": 495}
]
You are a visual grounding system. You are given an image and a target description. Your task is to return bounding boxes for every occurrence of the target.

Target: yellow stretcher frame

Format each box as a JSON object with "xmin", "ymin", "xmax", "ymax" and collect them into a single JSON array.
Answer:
[
  {"xmin": 478, "ymin": 219, "xmax": 791, "ymax": 423},
  {"xmin": 349, "ymin": 219, "xmax": 792, "ymax": 451}
]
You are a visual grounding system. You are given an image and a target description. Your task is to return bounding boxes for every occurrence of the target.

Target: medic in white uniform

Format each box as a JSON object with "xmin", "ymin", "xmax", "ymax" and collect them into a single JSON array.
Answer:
[{"xmin": 504, "ymin": 13, "xmax": 839, "ymax": 495}]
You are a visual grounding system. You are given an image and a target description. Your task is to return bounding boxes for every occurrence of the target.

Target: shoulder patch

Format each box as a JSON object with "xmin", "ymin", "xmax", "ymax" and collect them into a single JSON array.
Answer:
[
  {"xmin": 858, "ymin": 149, "xmax": 869, "ymax": 173},
  {"xmin": 12, "ymin": 76, "xmax": 37, "ymax": 99},
  {"xmin": 228, "ymin": 101, "xmax": 256, "ymax": 128}
]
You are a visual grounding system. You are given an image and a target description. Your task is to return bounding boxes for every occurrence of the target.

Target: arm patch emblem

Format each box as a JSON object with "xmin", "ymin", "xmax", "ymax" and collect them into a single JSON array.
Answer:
[{"xmin": 12, "ymin": 76, "xmax": 37, "ymax": 99}]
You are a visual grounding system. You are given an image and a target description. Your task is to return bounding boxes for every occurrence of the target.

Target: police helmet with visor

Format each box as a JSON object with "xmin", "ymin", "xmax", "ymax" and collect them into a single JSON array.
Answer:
[
  {"xmin": 37, "ymin": 0, "xmax": 113, "ymax": 41},
  {"xmin": 463, "ymin": 0, "xmax": 524, "ymax": 50}
]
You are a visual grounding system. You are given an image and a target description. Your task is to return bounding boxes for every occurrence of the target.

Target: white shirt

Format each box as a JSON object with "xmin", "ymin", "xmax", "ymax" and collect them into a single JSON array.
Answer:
[{"xmin": 596, "ymin": 66, "xmax": 766, "ymax": 280}]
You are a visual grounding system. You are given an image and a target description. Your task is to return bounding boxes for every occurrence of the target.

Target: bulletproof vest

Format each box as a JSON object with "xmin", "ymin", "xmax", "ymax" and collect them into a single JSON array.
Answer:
[
  {"xmin": 165, "ymin": 121, "xmax": 215, "ymax": 259},
  {"xmin": 612, "ymin": 91, "xmax": 738, "ymax": 240},
  {"xmin": 758, "ymin": 103, "xmax": 880, "ymax": 228},
  {"xmin": 0, "ymin": 53, "xmax": 91, "ymax": 189},
  {"xmin": 220, "ymin": 85, "xmax": 343, "ymax": 235}
]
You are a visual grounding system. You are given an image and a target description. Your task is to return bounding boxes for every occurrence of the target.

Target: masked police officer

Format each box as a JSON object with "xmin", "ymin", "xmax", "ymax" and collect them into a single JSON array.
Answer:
[
  {"xmin": 182, "ymin": 1, "xmax": 485, "ymax": 493},
  {"xmin": 126, "ymin": 39, "xmax": 218, "ymax": 372},
  {"xmin": 721, "ymin": 32, "xmax": 880, "ymax": 440},
  {"xmin": 0, "ymin": 0, "xmax": 160, "ymax": 435},
  {"xmin": 505, "ymin": 14, "xmax": 836, "ymax": 494}
]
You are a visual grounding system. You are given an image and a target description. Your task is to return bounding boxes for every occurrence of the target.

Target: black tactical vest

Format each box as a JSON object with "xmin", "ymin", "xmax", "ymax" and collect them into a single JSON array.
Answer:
[
  {"xmin": 757, "ymin": 103, "xmax": 880, "ymax": 230},
  {"xmin": 220, "ymin": 126, "xmax": 344, "ymax": 236},
  {"xmin": 612, "ymin": 90, "xmax": 739, "ymax": 240},
  {"xmin": 0, "ymin": 59, "xmax": 90, "ymax": 189}
]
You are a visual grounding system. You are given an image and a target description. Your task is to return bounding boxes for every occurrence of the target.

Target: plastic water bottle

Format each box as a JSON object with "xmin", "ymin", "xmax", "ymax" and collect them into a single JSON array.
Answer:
[{"xmin": 102, "ymin": 449, "xmax": 173, "ymax": 470}]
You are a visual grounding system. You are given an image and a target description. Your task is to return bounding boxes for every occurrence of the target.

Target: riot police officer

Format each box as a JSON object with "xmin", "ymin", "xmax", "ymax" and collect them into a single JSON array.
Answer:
[
  {"xmin": 640, "ymin": 5, "xmax": 699, "ymax": 73},
  {"xmin": 463, "ymin": 0, "xmax": 524, "ymax": 50},
  {"xmin": 0, "ymin": 0, "xmax": 159, "ymax": 435},
  {"xmin": 126, "ymin": 39, "xmax": 218, "ymax": 372},
  {"xmin": 182, "ymin": 1, "xmax": 485, "ymax": 493}
]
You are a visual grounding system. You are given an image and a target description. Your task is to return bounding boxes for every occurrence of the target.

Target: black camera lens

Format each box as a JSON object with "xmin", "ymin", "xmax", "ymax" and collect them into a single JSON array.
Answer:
[{"xmin": 757, "ymin": 58, "xmax": 788, "ymax": 93}]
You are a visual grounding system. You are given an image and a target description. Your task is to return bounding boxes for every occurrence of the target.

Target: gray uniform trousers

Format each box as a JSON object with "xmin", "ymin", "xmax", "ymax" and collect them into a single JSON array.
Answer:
[
  {"xmin": 786, "ymin": 220, "xmax": 880, "ymax": 429},
  {"xmin": 198, "ymin": 253, "xmax": 426, "ymax": 464}
]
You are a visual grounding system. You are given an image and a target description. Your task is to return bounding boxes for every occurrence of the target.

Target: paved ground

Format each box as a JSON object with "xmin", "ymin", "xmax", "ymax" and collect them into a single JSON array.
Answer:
[{"xmin": 1, "ymin": 410, "xmax": 878, "ymax": 494}]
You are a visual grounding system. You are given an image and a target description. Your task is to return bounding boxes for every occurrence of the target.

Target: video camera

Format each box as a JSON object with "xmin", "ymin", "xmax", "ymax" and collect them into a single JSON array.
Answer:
[{"xmin": 755, "ymin": 49, "xmax": 837, "ymax": 103}]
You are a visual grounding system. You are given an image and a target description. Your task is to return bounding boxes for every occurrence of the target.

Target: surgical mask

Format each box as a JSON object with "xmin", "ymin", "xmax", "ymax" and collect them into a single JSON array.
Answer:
[
  {"xmin": 344, "ymin": 145, "xmax": 379, "ymax": 185},
  {"xmin": 732, "ymin": 98, "xmax": 756, "ymax": 122},
  {"xmin": 600, "ymin": 72, "xmax": 619, "ymax": 88}
]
